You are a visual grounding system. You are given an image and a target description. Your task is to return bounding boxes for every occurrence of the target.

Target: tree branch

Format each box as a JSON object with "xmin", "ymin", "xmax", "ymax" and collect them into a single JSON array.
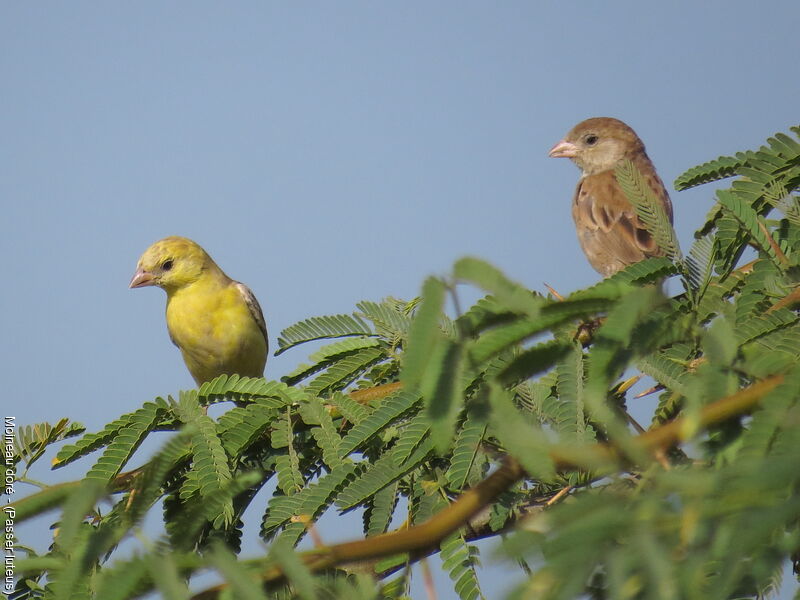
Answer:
[{"xmin": 189, "ymin": 375, "xmax": 784, "ymax": 599}]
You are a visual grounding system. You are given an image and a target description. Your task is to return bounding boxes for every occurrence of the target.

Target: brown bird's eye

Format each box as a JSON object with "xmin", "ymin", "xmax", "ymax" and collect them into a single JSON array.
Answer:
[
  {"xmin": 585, "ymin": 134, "xmax": 598, "ymax": 146},
  {"xmin": 162, "ymin": 259, "xmax": 174, "ymax": 271}
]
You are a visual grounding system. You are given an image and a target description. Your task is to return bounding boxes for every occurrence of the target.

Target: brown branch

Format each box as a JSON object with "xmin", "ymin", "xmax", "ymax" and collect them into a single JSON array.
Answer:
[
  {"xmin": 757, "ymin": 220, "xmax": 790, "ymax": 266},
  {"xmin": 373, "ymin": 487, "xmax": 561, "ymax": 580},
  {"xmin": 349, "ymin": 381, "xmax": 403, "ymax": 404},
  {"xmin": 544, "ymin": 485, "xmax": 573, "ymax": 507},
  {"xmin": 767, "ymin": 285, "xmax": 800, "ymax": 313},
  {"xmin": 306, "ymin": 456, "xmax": 524, "ymax": 566}
]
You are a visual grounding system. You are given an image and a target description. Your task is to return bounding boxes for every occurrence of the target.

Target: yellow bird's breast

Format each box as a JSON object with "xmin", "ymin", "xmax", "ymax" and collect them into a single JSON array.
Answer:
[{"xmin": 165, "ymin": 280, "xmax": 267, "ymax": 384}]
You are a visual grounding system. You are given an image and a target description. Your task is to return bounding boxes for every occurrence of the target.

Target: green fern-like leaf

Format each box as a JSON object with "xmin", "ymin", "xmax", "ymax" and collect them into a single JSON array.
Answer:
[
  {"xmin": 84, "ymin": 401, "xmax": 167, "ymax": 483},
  {"xmin": 717, "ymin": 189, "xmax": 786, "ymax": 267},
  {"xmin": 391, "ymin": 412, "xmax": 431, "ymax": 464},
  {"xmin": 378, "ymin": 572, "xmax": 410, "ymax": 597},
  {"xmin": 445, "ymin": 413, "xmax": 487, "ymax": 490},
  {"xmin": 419, "ymin": 336, "xmax": 467, "ymax": 453},
  {"xmin": 440, "ymin": 532, "xmax": 484, "ymax": 600},
  {"xmin": 469, "ymin": 319, "xmax": 544, "ymax": 364},
  {"xmin": 173, "ymin": 392, "xmax": 235, "ymax": 526},
  {"xmin": 366, "ymin": 480, "xmax": 399, "ymax": 537},
  {"xmin": 54, "ymin": 480, "xmax": 106, "ymax": 553},
  {"xmin": 498, "ymin": 339, "xmax": 572, "ymax": 386},
  {"xmin": 401, "ymin": 276, "xmax": 447, "ymax": 391},
  {"xmin": 306, "ymin": 346, "xmax": 386, "ymax": 396},
  {"xmin": 674, "ymin": 153, "xmax": 749, "ymax": 190},
  {"xmin": 335, "ymin": 437, "xmax": 434, "ymax": 510},
  {"xmin": 517, "ymin": 370, "xmax": 558, "ymax": 417},
  {"xmin": 198, "ymin": 374, "xmax": 306, "ymax": 405},
  {"xmin": 768, "ymin": 130, "xmax": 800, "ymax": 156},
  {"xmin": 261, "ymin": 494, "xmax": 302, "ymax": 538},
  {"xmin": 744, "ymin": 331, "xmax": 800, "ymax": 379},
  {"xmin": 356, "ymin": 298, "xmax": 413, "ymax": 341},
  {"xmin": 298, "ymin": 397, "xmax": 344, "ymax": 469},
  {"xmin": 468, "ymin": 298, "xmax": 611, "ymax": 365},
  {"xmin": 123, "ymin": 429, "xmax": 194, "ymax": 525},
  {"xmin": 712, "ymin": 213, "xmax": 750, "ymax": 276},
  {"xmin": 453, "ymin": 256, "xmax": 543, "ymax": 316},
  {"xmin": 283, "ymin": 337, "xmax": 382, "ymax": 385},
  {"xmin": 456, "ymin": 294, "xmax": 517, "ymax": 337},
  {"xmin": 636, "ymin": 346, "xmax": 692, "ymax": 397},
  {"xmin": 735, "ymin": 369, "xmax": 800, "ymax": 461},
  {"xmin": 276, "ymin": 313, "xmax": 374, "ymax": 355},
  {"xmin": 262, "ymin": 462, "xmax": 359, "ymax": 540},
  {"xmin": 274, "ymin": 408, "xmax": 304, "ymax": 495},
  {"xmin": 54, "ymin": 399, "xmax": 169, "ymax": 468},
  {"xmin": 488, "ymin": 385, "xmax": 555, "ymax": 481},
  {"xmin": 217, "ymin": 403, "xmax": 278, "ymax": 457},
  {"xmin": 748, "ymin": 320, "xmax": 800, "ymax": 359},
  {"xmin": 11, "ymin": 418, "xmax": 85, "ymax": 470},
  {"xmin": 616, "ymin": 159, "xmax": 682, "ymax": 262},
  {"xmin": 677, "ymin": 128, "xmax": 800, "ymax": 203},
  {"xmin": 337, "ymin": 390, "xmax": 420, "ymax": 458},
  {"xmin": 696, "ymin": 272, "xmax": 745, "ymax": 323},
  {"xmin": 178, "ymin": 462, "xmax": 200, "ymax": 501},
  {"xmin": 330, "ymin": 390, "xmax": 373, "ymax": 425},
  {"xmin": 47, "ymin": 481, "xmax": 107, "ymax": 600},
  {"xmin": 583, "ymin": 287, "xmax": 666, "ymax": 454},
  {"xmin": 269, "ymin": 540, "xmax": 317, "ymax": 600},
  {"xmin": 554, "ymin": 342, "xmax": 592, "ymax": 442},
  {"xmin": 735, "ymin": 308, "xmax": 797, "ymax": 345},
  {"xmin": 146, "ymin": 551, "xmax": 193, "ymax": 599},
  {"xmin": 206, "ymin": 545, "xmax": 269, "ymax": 600},
  {"xmin": 166, "ymin": 470, "xmax": 260, "ymax": 551},
  {"xmin": 92, "ymin": 554, "xmax": 150, "ymax": 600},
  {"xmin": 685, "ymin": 234, "xmax": 716, "ymax": 295},
  {"xmin": 570, "ymin": 257, "xmax": 678, "ymax": 302},
  {"xmin": 770, "ymin": 188, "xmax": 800, "ymax": 226}
]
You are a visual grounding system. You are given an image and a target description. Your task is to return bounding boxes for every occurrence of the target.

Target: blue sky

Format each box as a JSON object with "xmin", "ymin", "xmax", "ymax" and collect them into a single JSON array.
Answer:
[{"xmin": 3, "ymin": 3, "xmax": 799, "ymax": 598}]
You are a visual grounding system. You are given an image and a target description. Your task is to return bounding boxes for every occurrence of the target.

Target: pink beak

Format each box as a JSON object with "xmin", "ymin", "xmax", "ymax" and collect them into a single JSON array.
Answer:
[
  {"xmin": 548, "ymin": 140, "xmax": 578, "ymax": 158},
  {"xmin": 129, "ymin": 268, "xmax": 156, "ymax": 288}
]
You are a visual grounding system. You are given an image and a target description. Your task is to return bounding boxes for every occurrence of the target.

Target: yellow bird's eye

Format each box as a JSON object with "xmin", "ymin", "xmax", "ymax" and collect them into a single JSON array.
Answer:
[{"xmin": 162, "ymin": 259, "xmax": 174, "ymax": 271}]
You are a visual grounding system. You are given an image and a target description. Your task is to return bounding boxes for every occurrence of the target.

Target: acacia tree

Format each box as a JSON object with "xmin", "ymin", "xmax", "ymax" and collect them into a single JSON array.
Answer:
[{"xmin": 7, "ymin": 125, "xmax": 800, "ymax": 600}]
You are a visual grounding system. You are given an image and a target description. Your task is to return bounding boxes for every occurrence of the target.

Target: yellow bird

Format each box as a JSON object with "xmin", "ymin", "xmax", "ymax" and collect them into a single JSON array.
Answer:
[{"xmin": 129, "ymin": 236, "xmax": 268, "ymax": 385}]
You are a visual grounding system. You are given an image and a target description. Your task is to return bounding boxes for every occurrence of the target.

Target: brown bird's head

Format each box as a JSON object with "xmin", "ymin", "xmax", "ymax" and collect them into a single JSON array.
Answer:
[
  {"xmin": 549, "ymin": 117, "xmax": 646, "ymax": 175},
  {"xmin": 129, "ymin": 236, "xmax": 217, "ymax": 294}
]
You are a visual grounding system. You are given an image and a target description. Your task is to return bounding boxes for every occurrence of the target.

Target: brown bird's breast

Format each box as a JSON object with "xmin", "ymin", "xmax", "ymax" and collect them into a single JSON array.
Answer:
[{"xmin": 571, "ymin": 164, "xmax": 670, "ymax": 277}]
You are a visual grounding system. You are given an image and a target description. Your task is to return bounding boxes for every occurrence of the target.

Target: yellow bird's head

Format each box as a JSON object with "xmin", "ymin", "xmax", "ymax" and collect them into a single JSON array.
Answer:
[{"xmin": 129, "ymin": 236, "xmax": 217, "ymax": 293}]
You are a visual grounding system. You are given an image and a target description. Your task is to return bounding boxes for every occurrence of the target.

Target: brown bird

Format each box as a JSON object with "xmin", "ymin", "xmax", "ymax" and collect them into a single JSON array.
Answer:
[{"xmin": 549, "ymin": 117, "xmax": 673, "ymax": 277}]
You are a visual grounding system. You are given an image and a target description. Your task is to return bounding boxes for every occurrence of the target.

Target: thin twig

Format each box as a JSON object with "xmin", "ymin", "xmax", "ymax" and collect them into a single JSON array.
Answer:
[
  {"xmin": 767, "ymin": 286, "xmax": 800, "ymax": 313},
  {"xmin": 544, "ymin": 485, "xmax": 573, "ymax": 507},
  {"xmin": 543, "ymin": 283, "xmax": 564, "ymax": 301},
  {"xmin": 421, "ymin": 559, "xmax": 437, "ymax": 600}
]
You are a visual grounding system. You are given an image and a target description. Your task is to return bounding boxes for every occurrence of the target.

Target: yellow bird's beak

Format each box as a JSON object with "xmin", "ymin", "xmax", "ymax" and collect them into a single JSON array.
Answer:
[{"xmin": 129, "ymin": 268, "xmax": 156, "ymax": 288}]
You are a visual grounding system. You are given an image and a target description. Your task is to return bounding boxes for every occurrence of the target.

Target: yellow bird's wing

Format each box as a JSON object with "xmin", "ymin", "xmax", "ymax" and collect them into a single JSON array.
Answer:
[{"xmin": 234, "ymin": 281, "xmax": 269, "ymax": 352}]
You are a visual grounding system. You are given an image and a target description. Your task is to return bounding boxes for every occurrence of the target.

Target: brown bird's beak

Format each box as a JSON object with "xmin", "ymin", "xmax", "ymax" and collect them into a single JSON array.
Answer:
[
  {"xmin": 129, "ymin": 268, "xmax": 156, "ymax": 288},
  {"xmin": 548, "ymin": 140, "xmax": 578, "ymax": 158}
]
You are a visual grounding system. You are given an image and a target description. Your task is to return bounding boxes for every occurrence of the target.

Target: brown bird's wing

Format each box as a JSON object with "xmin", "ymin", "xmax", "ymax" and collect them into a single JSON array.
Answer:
[
  {"xmin": 234, "ymin": 282, "xmax": 269, "ymax": 349},
  {"xmin": 572, "ymin": 164, "xmax": 672, "ymax": 277}
]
